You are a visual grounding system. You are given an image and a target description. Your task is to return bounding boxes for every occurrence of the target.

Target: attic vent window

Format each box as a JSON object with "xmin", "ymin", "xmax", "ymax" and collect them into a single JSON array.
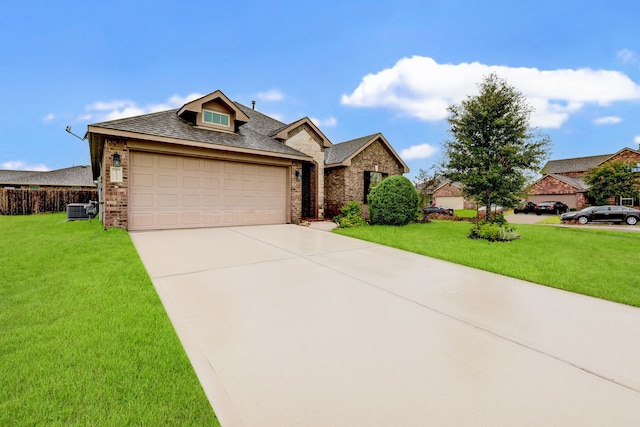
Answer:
[{"xmin": 203, "ymin": 110, "xmax": 230, "ymax": 127}]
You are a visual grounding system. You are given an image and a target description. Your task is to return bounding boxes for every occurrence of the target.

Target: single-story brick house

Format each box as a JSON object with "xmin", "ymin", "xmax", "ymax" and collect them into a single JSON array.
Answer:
[
  {"xmin": 431, "ymin": 181, "xmax": 476, "ymax": 210},
  {"xmin": 0, "ymin": 165, "xmax": 95, "ymax": 190},
  {"xmin": 526, "ymin": 147, "xmax": 640, "ymax": 209},
  {"xmin": 87, "ymin": 90, "xmax": 408, "ymax": 230}
]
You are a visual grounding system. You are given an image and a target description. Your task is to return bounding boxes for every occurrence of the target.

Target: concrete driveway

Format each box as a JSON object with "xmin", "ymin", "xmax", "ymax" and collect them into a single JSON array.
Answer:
[{"xmin": 130, "ymin": 225, "xmax": 640, "ymax": 426}]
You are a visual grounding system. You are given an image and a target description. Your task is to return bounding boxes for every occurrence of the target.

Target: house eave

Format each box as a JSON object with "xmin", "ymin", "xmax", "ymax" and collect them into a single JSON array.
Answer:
[{"xmin": 87, "ymin": 126, "xmax": 312, "ymax": 165}]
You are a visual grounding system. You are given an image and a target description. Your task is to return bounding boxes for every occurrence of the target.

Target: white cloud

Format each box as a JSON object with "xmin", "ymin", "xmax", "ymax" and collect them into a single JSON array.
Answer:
[
  {"xmin": 256, "ymin": 89, "xmax": 284, "ymax": 102},
  {"xmin": 84, "ymin": 92, "xmax": 203, "ymax": 122},
  {"xmin": 634, "ymin": 136, "xmax": 640, "ymax": 145},
  {"xmin": 2, "ymin": 160, "xmax": 49, "ymax": 171},
  {"xmin": 42, "ymin": 113, "xmax": 55, "ymax": 123},
  {"xmin": 593, "ymin": 116, "xmax": 622, "ymax": 125},
  {"xmin": 341, "ymin": 56, "xmax": 640, "ymax": 129},
  {"xmin": 400, "ymin": 143, "xmax": 438, "ymax": 160},
  {"xmin": 310, "ymin": 116, "xmax": 337, "ymax": 128}
]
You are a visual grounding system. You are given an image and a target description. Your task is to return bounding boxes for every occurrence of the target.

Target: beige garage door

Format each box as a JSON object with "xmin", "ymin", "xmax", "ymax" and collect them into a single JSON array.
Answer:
[
  {"xmin": 129, "ymin": 152, "xmax": 288, "ymax": 230},
  {"xmin": 436, "ymin": 196, "xmax": 464, "ymax": 210}
]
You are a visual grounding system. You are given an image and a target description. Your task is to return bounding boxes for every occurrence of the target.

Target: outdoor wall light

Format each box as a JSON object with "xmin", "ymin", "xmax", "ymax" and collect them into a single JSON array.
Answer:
[
  {"xmin": 113, "ymin": 153, "xmax": 121, "ymax": 167},
  {"xmin": 295, "ymin": 169, "xmax": 301, "ymax": 181}
]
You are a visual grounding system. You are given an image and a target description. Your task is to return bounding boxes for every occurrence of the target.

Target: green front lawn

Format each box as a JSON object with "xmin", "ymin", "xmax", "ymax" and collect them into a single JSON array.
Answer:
[
  {"xmin": 335, "ymin": 221, "xmax": 640, "ymax": 307},
  {"xmin": 0, "ymin": 214, "xmax": 219, "ymax": 426}
]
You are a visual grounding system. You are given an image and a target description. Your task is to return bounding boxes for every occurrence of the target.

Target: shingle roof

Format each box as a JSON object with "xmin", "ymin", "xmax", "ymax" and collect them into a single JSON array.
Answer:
[
  {"xmin": 90, "ymin": 108, "xmax": 308, "ymax": 158},
  {"xmin": 542, "ymin": 154, "xmax": 612, "ymax": 174},
  {"xmin": 0, "ymin": 165, "xmax": 95, "ymax": 187},
  {"xmin": 325, "ymin": 134, "xmax": 377, "ymax": 165},
  {"xmin": 235, "ymin": 102, "xmax": 288, "ymax": 136}
]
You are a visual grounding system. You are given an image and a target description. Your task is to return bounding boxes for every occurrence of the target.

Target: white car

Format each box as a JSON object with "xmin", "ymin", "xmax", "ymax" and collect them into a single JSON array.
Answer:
[{"xmin": 477, "ymin": 204, "xmax": 503, "ymax": 214}]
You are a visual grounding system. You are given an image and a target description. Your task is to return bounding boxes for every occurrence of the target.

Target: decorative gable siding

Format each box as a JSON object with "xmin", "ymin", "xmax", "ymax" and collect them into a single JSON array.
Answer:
[{"xmin": 324, "ymin": 139, "xmax": 404, "ymax": 218}]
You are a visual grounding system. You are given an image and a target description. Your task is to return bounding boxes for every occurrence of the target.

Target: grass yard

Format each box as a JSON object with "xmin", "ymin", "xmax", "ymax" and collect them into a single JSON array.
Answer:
[
  {"xmin": 0, "ymin": 213, "xmax": 219, "ymax": 426},
  {"xmin": 335, "ymin": 221, "xmax": 640, "ymax": 307}
]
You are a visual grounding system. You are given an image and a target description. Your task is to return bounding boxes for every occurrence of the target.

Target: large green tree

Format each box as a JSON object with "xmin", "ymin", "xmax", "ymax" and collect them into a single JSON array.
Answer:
[
  {"xmin": 442, "ymin": 73, "xmax": 551, "ymax": 219},
  {"xmin": 585, "ymin": 160, "xmax": 640, "ymax": 205}
]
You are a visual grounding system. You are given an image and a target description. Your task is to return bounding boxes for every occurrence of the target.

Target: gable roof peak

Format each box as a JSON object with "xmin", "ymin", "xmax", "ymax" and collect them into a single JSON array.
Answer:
[
  {"xmin": 269, "ymin": 116, "xmax": 332, "ymax": 147},
  {"xmin": 325, "ymin": 132, "xmax": 409, "ymax": 173},
  {"xmin": 176, "ymin": 90, "xmax": 250, "ymax": 123}
]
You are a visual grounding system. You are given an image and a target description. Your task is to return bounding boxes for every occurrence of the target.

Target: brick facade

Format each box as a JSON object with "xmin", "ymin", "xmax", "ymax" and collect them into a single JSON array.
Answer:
[
  {"xmin": 324, "ymin": 139, "xmax": 405, "ymax": 218},
  {"xmin": 528, "ymin": 148, "xmax": 640, "ymax": 210},
  {"xmin": 285, "ymin": 127, "xmax": 325, "ymax": 219},
  {"xmin": 290, "ymin": 161, "xmax": 303, "ymax": 224},
  {"xmin": 102, "ymin": 139, "xmax": 129, "ymax": 229},
  {"xmin": 605, "ymin": 149, "xmax": 640, "ymax": 167}
]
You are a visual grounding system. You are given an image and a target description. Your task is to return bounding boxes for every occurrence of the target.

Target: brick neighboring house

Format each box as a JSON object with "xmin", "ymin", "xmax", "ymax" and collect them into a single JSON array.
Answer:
[
  {"xmin": 431, "ymin": 181, "xmax": 476, "ymax": 210},
  {"xmin": 527, "ymin": 147, "xmax": 640, "ymax": 209},
  {"xmin": 87, "ymin": 89, "xmax": 408, "ymax": 230}
]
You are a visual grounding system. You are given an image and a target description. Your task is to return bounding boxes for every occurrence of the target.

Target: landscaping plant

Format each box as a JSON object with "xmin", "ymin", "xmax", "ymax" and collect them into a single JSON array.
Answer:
[
  {"xmin": 334, "ymin": 200, "xmax": 368, "ymax": 228},
  {"xmin": 367, "ymin": 175, "xmax": 420, "ymax": 226}
]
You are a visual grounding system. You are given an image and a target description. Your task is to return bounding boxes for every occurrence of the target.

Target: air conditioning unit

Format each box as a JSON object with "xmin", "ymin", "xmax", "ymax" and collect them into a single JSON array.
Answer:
[{"xmin": 67, "ymin": 203, "xmax": 90, "ymax": 220}]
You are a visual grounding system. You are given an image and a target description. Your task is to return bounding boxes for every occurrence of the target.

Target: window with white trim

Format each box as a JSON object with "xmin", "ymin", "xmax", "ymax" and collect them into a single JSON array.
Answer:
[{"xmin": 203, "ymin": 110, "xmax": 230, "ymax": 127}]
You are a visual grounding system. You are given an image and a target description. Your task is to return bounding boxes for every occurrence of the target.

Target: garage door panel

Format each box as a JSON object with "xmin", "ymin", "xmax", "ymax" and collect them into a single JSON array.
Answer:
[
  {"xmin": 158, "ymin": 156, "xmax": 177, "ymax": 169},
  {"xmin": 129, "ymin": 152, "xmax": 288, "ymax": 230},
  {"xmin": 183, "ymin": 176, "xmax": 200, "ymax": 188},
  {"xmin": 158, "ymin": 174, "xmax": 177, "ymax": 188},
  {"xmin": 132, "ymin": 192, "xmax": 153, "ymax": 207},
  {"xmin": 158, "ymin": 194, "xmax": 178, "ymax": 207},
  {"xmin": 157, "ymin": 213, "xmax": 178, "ymax": 226},
  {"xmin": 133, "ymin": 173, "xmax": 154, "ymax": 187},
  {"xmin": 204, "ymin": 177, "xmax": 220, "ymax": 189}
]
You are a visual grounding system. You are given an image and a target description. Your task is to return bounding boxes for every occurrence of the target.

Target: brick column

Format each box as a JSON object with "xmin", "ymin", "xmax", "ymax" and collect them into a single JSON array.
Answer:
[
  {"xmin": 290, "ymin": 162, "xmax": 302, "ymax": 224},
  {"xmin": 102, "ymin": 139, "xmax": 129, "ymax": 229}
]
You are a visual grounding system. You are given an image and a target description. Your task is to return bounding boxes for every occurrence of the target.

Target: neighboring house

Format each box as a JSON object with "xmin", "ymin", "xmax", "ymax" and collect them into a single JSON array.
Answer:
[
  {"xmin": 0, "ymin": 165, "xmax": 96, "ymax": 215},
  {"xmin": 0, "ymin": 165, "xmax": 95, "ymax": 189},
  {"xmin": 527, "ymin": 147, "xmax": 640, "ymax": 209},
  {"xmin": 431, "ymin": 181, "xmax": 476, "ymax": 210},
  {"xmin": 87, "ymin": 89, "xmax": 408, "ymax": 230}
]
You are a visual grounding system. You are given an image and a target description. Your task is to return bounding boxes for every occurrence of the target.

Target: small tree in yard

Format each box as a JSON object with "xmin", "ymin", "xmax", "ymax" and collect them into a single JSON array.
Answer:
[
  {"xmin": 442, "ymin": 73, "xmax": 551, "ymax": 222},
  {"xmin": 368, "ymin": 175, "xmax": 420, "ymax": 226},
  {"xmin": 414, "ymin": 166, "xmax": 440, "ymax": 208},
  {"xmin": 584, "ymin": 161, "xmax": 640, "ymax": 206}
]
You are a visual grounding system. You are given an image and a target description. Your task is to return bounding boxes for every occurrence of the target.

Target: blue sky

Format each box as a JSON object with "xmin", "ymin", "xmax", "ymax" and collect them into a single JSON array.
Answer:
[{"xmin": 2, "ymin": 1, "xmax": 640, "ymax": 180}]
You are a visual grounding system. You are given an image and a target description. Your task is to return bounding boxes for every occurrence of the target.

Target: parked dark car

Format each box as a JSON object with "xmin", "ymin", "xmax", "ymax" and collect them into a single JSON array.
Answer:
[
  {"xmin": 514, "ymin": 202, "xmax": 537, "ymax": 214},
  {"xmin": 423, "ymin": 205, "xmax": 454, "ymax": 216},
  {"xmin": 561, "ymin": 205, "xmax": 640, "ymax": 225},
  {"xmin": 534, "ymin": 201, "xmax": 568, "ymax": 215}
]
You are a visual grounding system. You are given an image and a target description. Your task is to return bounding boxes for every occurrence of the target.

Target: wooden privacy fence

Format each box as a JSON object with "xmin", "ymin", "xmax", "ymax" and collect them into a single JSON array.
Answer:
[{"xmin": 0, "ymin": 189, "xmax": 98, "ymax": 215}]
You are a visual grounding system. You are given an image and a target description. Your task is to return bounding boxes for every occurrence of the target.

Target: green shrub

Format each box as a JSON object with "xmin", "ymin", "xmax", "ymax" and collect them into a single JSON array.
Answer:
[
  {"xmin": 339, "ymin": 214, "xmax": 368, "ymax": 228},
  {"xmin": 367, "ymin": 175, "xmax": 420, "ymax": 226},
  {"xmin": 334, "ymin": 200, "xmax": 368, "ymax": 228},
  {"xmin": 469, "ymin": 220, "xmax": 520, "ymax": 242}
]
